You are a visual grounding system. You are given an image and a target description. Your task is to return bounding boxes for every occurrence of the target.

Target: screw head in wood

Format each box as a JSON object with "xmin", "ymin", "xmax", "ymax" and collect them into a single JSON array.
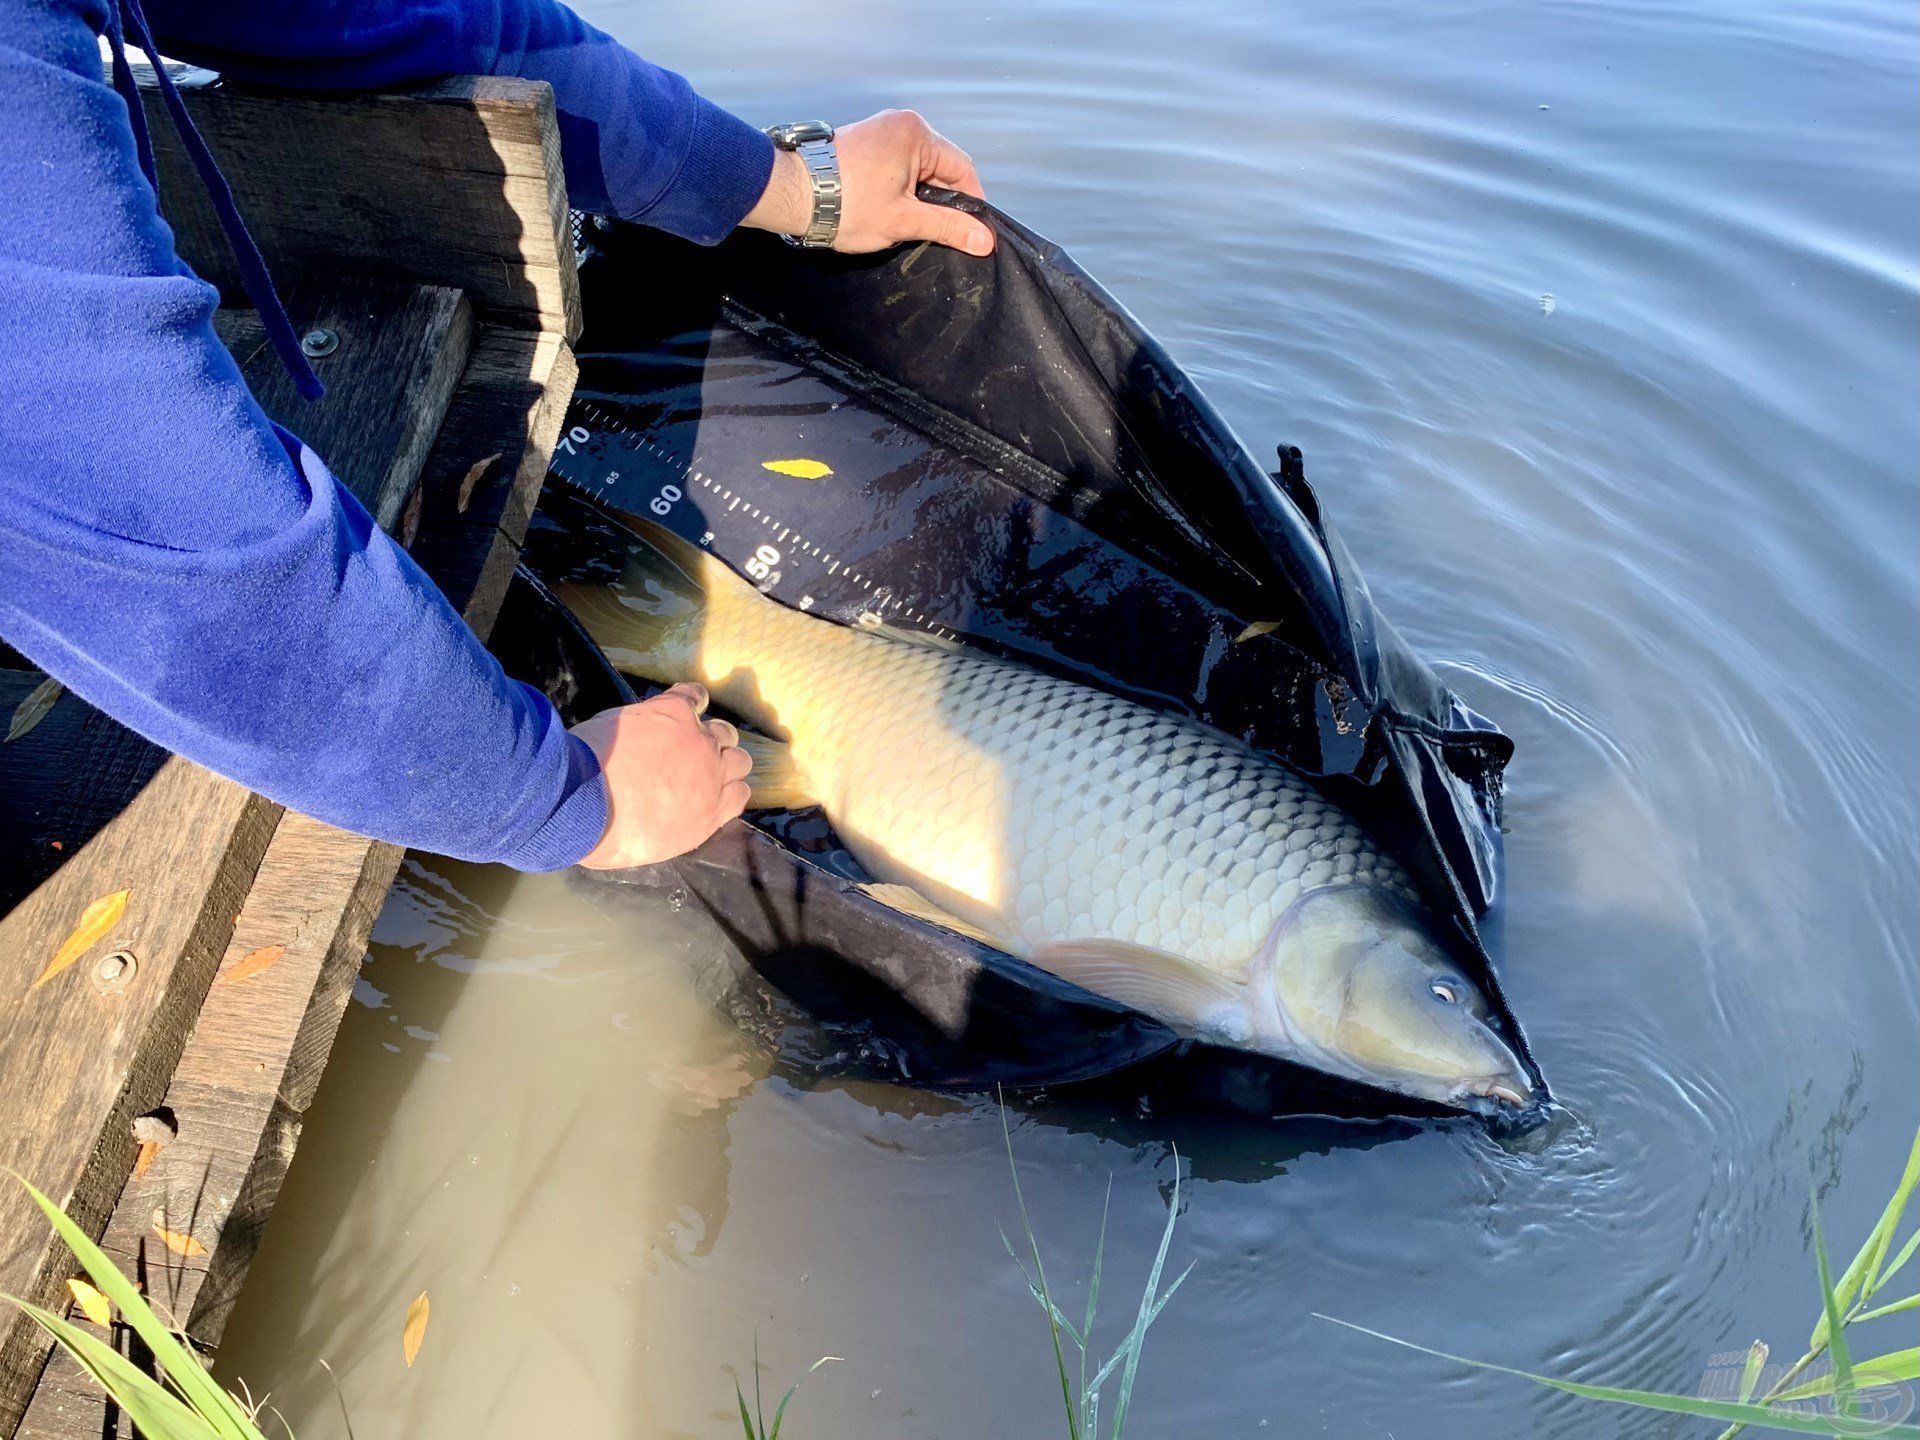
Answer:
[
  {"xmin": 93, "ymin": 949, "xmax": 136, "ymax": 989},
  {"xmin": 299, "ymin": 327, "xmax": 339, "ymax": 358}
]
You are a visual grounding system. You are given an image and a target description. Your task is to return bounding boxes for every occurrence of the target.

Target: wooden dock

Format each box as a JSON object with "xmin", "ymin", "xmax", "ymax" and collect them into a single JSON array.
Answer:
[{"xmin": 0, "ymin": 66, "xmax": 582, "ymax": 1438}]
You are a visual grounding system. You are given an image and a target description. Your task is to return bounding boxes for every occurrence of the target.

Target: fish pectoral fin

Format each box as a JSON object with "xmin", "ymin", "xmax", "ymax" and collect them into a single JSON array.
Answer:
[
  {"xmin": 737, "ymin": 731, "xmax": 819, "ymax": 810},
  {"xmin": 1031, "ymin": 939, "xmax": 1247, "ymax": 1029},
  {"xmin": 857, "ymin": 883, "xmax": 1011, "ymax": 951}
]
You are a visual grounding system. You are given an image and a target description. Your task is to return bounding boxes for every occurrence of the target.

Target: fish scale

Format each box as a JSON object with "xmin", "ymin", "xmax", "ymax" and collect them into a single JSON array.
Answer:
[{"xmin": 574, "ymin": 533, "xmax": 1421, "ymax": 981}]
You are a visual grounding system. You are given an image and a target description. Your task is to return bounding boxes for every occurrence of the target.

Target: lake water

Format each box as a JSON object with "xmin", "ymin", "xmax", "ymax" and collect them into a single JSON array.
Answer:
[{"xmin": 215, "ymin": 0, "xmax": 1919, "ymax": 1434}]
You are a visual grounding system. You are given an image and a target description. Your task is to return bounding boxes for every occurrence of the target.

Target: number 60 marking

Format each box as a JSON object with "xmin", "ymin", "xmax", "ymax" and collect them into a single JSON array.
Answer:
[{"xmin": 649, "ymin": 483, "xmax": 682, "ymax": 516}]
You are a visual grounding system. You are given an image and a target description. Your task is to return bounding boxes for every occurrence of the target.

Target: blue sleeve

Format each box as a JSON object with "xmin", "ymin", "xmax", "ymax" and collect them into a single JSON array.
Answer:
[
  {"xmin": 146, "ymin": 0, "xmax": 777, "ymax": 244},
  {"xmin": 0, "ymin": 0, "xmax": 609, "ymax": 871}
]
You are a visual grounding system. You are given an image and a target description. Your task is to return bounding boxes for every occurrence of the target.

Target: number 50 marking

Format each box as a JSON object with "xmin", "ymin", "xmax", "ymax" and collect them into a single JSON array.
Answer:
[{"xmin": 744, "ymin": 543, "xmax": 781, "ymax": 583}]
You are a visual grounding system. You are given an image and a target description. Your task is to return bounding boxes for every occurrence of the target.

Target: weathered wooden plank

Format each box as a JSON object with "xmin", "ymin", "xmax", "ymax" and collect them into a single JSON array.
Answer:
[
  {"xmin": 212, "ymin": 279, "xmax": 473, "ymax": 530},
  {"xmin": 136, "ymin": 66, "xmax": 581, "ymax": 341},
  {"xmin": 1, "ymin": 277, "xmax": 479, "ymax": 1438},
  {"xmin": 14, "ymin": 321, "xmax": 579, "ymax": 1440},
  {"xmin": 0, "ymin": 761, "xmax": 279, "ymax": 1429}
]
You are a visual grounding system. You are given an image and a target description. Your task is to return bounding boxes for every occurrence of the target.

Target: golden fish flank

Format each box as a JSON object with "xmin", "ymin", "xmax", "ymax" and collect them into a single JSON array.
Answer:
[{"xmin": 559, "ymin": 521, "xmax": 1534, "ymax": 1111}]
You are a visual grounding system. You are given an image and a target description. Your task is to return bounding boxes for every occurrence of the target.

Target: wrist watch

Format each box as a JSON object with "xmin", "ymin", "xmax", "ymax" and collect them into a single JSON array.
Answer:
[{"xmin": 765, "ymin": 120, "xmax": 842, "ymax": 249}]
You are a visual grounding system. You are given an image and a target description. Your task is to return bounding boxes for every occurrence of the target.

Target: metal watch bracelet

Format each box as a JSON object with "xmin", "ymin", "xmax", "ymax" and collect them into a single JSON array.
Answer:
[{"xmin": 764, "ymin": 120, "xmax": 842, "ymax": 249}]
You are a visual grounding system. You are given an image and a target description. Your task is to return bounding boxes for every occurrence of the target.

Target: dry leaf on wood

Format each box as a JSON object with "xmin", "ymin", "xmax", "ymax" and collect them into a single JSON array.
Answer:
[
  {"xmin": 133, "ymin": 1141, "xmax": 162, "ymax": 1179},
  {"xmin": 217, "ymin": 943, "xmax": 286, "ymax": 986},
  {"xmin": 761, "ymin": 458, "xmax": 834, "ymax": 480},
  {"xmin": 457, "ymin": 452, "xmax": 502, "ymax": 513},
  {"xmin": 66, "ymin": 1278, "xmax": 112, "ymax": 1327},
  {"xmin": 402, "ymin": 1291, "xmax": 430, "ymax": 1367},
  {"xmin": 6, "ymin": 676, "xmax": 63, "ymax": 742},
  {"xmin": 32, "ymin": 889, "xmax": 130, "ymax": 990},
  {"xmin": 400, "ymin": 483, "xmax": 425, "ymax": 548},
  {"xmin": 151, "ymin": 1220, "xmax": 206, "ymax": 1258}
]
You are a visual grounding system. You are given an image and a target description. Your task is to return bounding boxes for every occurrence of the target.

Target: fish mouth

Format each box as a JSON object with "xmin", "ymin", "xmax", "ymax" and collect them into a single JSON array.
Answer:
[{"xmin": 1452, "ymin": 1076, "xmax": 1537, "ymax": 1113}]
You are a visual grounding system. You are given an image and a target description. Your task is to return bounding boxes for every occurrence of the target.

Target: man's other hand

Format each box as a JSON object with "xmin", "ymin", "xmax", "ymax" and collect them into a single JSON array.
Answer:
[
  {"xmin": 571, "ymin": 684, "xmax": 752, "ymax": 870},
  {"xmin": 743, "ymin": 110, "xmax": 995, "ymax": 257}
]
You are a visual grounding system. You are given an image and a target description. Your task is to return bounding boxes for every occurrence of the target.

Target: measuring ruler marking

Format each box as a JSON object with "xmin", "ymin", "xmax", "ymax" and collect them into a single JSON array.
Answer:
[{"xmin": 554, "ymin": 403, "xmax": 959, "ymax": 642}]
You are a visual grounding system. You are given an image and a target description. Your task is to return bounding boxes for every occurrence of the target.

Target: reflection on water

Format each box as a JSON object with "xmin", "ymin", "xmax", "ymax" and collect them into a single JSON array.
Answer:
[{"xmin": 218, "ymin": 0, "xmax": 1915, "ymax": 1434}]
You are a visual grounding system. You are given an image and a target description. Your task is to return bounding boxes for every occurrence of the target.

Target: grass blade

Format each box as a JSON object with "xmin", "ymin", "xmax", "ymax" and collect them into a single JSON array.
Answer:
[
  {"xmin": 1316, "ymin": 1316, "xmax": 1917, "ymax": 1437},
  {"xmin": 1811, "ymin": 1186, "xmax": 1854, "ymax": 1407},
  {"xmin": 1817, "ymin": 1128, "xmax": 1920, "ymax": 1346},
  {"xmin": 11, "ymin": 1174, "xmax": 256, "ymax": 1438},
  {"xmin": 1853, "ymin": 1292, "xmax": 1919, "ymax": 1325},
  {"xmin": 1107, "ymin": 1151, "xmax": 1182, "ymax": 1439},
  {"xmin": 735, "ymin": 1381, "xmax": 757, "ymax": 1439},
  {"xmin": 1738, "ymin": 1341, "xmax": 1768, "ymax": 1403},
  {"xmin": 8, "ymin": 1299, "xmax": 213, "ymax": 1440},
  {"xmin": 1770, "ymin": 1347, "xmax": 1918, "ymax": 1402},
  {"xmin": 1869, "ymin": 1228, "xmax": 1920, "ymax": 1298},
  {"xmin": 1000, "ymin": 1103, "xmax": 1082, "ymax": 1440},
  {"xmin": 768, "ymin": 1355, "xmax": 838, "ymax": 1439}
]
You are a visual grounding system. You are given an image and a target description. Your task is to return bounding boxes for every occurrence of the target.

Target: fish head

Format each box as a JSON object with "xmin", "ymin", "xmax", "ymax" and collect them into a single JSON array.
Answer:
[{"xmin": 1260, "ymin": 886, "xmax": 1535, "ymax": 1112}]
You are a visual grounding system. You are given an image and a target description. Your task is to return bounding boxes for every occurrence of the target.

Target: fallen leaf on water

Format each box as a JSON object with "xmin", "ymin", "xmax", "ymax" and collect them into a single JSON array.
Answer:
[
  {"xmin": 1234, "ymin": 620, "xmax": 1282, "ymax": 644},
  {"xmin": 402, "ymin": 1291, "xmax": 430, "ymax": 1367},
  {"xmin": 7, "ymin": 676, "xmax": 63, "ymax": 742},
  {"xmin": 761, "ymin": 458, "xmax": 833, "ymax": 480},
  {"xmin": 66, "ymin": 1278, "xmax": 112, "ymax": 1327},
  {"xmin": 400, "ymin": 484, "xmax": 425, "ymax": 548},
  {"xmin": 457, "ymin": 452, "xmax": 502, "ymax": 513},
  {"xmin": 32, "ymin": 889, "xmax": 130, "ymax": 990},
  {"xmin": 217, "ymin": 943, "xmax": 285, "ymax": 986},
  {"xmin": 151, "ymin": 1220, "xmax": 206, "ymax": 1258},
  {"xmin": 133, "ymin": 1141, "xmax": 162, "ymax": 1179}
]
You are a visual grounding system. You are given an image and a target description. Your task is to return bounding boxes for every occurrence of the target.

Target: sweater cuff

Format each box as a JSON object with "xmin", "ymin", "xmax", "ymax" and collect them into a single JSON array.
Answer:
[
  {"xmin": 498, "ymin": 731, "xmax": 610, "ymax": 871},
  {"xmin": 636, "ymin": 94, "xmax": 777, "ymax": 245}
]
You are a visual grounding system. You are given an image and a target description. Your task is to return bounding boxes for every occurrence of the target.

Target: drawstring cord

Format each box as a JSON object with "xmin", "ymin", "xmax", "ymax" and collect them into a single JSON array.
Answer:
[{"xmin": 107, "ymin": 0, "xmax": 325, "ymax": 401}]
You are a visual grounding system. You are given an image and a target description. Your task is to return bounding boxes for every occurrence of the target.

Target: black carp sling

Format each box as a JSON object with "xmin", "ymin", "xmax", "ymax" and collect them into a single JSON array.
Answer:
[{"xmin": 502, "ymin": 193, "xmax": 1542, "ymax": 1121}]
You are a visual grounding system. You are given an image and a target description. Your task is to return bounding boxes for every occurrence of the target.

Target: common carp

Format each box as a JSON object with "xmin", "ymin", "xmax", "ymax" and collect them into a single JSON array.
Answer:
[{"xmin": 557, "ymin": 522, "xmax": 1534, "ymax": 1112}]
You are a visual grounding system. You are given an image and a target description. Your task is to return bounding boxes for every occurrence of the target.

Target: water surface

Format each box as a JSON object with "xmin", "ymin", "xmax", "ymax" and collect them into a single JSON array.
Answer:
[{"xmin": 218, "ymin": 1, "xmax": 1918, "ymax": 1433}]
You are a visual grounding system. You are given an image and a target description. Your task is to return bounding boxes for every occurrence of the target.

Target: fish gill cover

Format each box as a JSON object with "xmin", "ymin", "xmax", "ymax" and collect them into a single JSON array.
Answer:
[{"xmin": 512, "ymin": 191, "xmax": 1539, "ymax": 1120}]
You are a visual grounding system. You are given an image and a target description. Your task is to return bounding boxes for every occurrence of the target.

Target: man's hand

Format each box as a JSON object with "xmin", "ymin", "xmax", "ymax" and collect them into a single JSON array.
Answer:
[
  {"xmin": 571, "ymin": 683, "xmax": 752, "ymax": 870},
  {"xmin": 742, "ymin": 110, "xmax": 995, "ymax": 257}
]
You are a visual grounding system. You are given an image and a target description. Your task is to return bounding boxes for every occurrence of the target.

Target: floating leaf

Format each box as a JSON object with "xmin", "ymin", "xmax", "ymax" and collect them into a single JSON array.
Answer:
[
  {"xmin": 7, "ymin": 676, "xmax": 63, "ymax": 742},
  {"xmin": 66, "ymin": 1278, "xmax": 112, "ymax": 1327},
  {"xmin": 1234, "ymin": 620, "xmax": 1281, "ymax": 644},
  {"xmin": 217, "ymin": 943, "xmax": 285, "ymax": 986},
  {"xmin": 32, "ymin": 889, "xmax": 130, "ymax": 990},
  {"xmin": 761, "ymin": 458, "xmax": 833, "ymax": 480},
  {"xmin": 151, "ymin": 1221, "xmax": 205, "ymax": 1258},
  {"xmin": 402, "ymin": 1291, "xmax": 430, "ymax": 1367},
  {"xmin": 457, "ymin": 452, "xmax": 502, "ymax": 513}
]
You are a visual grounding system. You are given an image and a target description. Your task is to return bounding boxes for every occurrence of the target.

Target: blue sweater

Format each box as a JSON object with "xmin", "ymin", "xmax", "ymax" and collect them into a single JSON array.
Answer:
[{"xmin": 0, "ymin": 0, "xmax": 776, "ymax": 869}]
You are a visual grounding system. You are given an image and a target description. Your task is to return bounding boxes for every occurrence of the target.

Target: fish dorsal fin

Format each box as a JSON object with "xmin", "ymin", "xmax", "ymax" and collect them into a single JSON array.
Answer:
[
  {"xmin": 736, "ymin": 731, "xmax": 820, "ymax": 810},
  {"xmin": 857, "ymin": 882, "xmax": 1011, "ymax": 951},
  {"xmin": 1032, "ymin": 939, "xmax": 1248, "ymax": 1032}
]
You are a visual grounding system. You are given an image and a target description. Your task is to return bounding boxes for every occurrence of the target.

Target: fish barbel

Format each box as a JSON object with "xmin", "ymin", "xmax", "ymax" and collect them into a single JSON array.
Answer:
[{"xmin": 557, "ymin": 522, "xmax": 1533, "ymax": 1111}]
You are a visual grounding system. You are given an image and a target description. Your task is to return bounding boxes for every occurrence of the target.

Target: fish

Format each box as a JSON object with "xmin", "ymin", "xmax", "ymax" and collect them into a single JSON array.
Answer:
[{"xmin": 556, "ymin": 521, "xmax": 1535, "ymax": 1112}]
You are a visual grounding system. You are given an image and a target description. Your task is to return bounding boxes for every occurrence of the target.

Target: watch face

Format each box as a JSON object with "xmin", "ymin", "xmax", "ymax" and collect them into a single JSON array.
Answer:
[{"xmin": 769, "ymin": 119, "xmax": 835, "ymax": 147}]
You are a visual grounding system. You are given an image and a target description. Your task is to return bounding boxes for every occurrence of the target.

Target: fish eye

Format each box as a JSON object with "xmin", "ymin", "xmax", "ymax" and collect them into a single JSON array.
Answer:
[{"xmin": 1429, "ymin": 979, "xmax": 1460, "ymax": 1004}]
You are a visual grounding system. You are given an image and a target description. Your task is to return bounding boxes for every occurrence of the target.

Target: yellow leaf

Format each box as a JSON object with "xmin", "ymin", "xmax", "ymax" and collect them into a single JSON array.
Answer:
[
  {"xmin": 1234, "ymin": 620, "xmax": 1282, "ymax": 644},
  {"xmin": 152, "ymin": 1222, "xmax": 206, "ymax": 1258},
  {"xmin": 133, "ymin": 1140, "xmax": 162, "ymax": 1179},
  {"xmin": 457, "ymin": 452, "xmax": 502, "ymax": 513},
  {"xmin": 32, "ymin": 889, "xmax": 130, "ymax": 991},
  {"xmin": 217, "ymin": 943, "xmax": 286, "ymax": 986},
  {"xmin": 761, "ymin": 458, "xmax": 833, "ymax": 480},
  {"xmin": 66, "ymin": 1277, "xmax": 112, "ymax": 1327},
  {"xmin": 7, "ymin": 676, "xmax": 63, "ymax": 742},
  {"xmin": 402, "ymin": 1291, "xmax": 430, "ymax": 1368}
]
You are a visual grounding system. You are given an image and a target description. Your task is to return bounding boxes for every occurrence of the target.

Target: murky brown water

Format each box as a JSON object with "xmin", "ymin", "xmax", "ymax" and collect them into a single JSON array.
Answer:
[{"xmin": 218, "ymin": 0, "xmax": 1917, "ymax": 1434}]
